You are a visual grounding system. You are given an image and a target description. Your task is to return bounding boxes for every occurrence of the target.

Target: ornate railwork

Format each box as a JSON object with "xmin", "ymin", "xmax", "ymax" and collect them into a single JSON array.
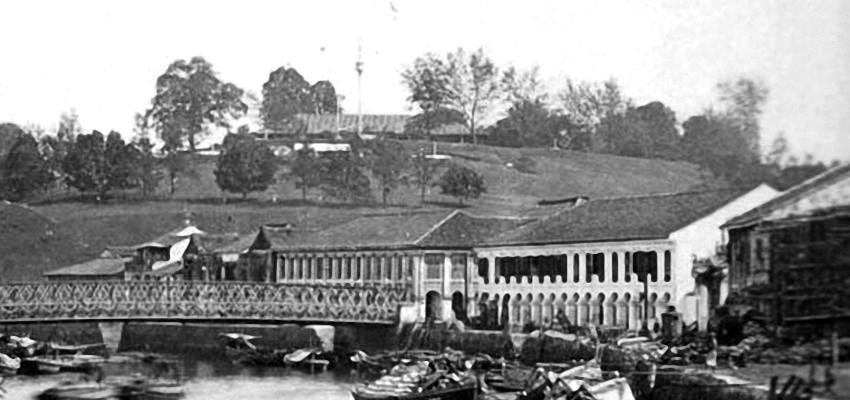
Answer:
[{"xmin": 0, "ymin": 281, "xmax": 413, "ymax": 324}]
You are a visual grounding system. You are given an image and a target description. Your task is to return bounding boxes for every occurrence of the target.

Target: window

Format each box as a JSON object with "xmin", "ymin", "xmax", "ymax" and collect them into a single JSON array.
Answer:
[
  {"xmin": 573, "ymin": 254, "xmax": 580, "ymax": 282},
  {"xmin": 477, "ymin": 258, "xmax": 489, "ymax": 283},
  {"xmin": 664, "ymin": 251, "xmax": 671, "ymax": 282},
  {"xmin": 586, "ymin": 253, "xmax": 604, "ymax": 282},
  {"xmin": 624, "ymin": 252, "xmax": 631, "ymax": 282},
  {"xmin": 451, "ymin": 254, "xmax": 467, "ymax": 280},
  {"xmin": 425, "ymin": 254, "xmax": 444, "ymax": 280}
]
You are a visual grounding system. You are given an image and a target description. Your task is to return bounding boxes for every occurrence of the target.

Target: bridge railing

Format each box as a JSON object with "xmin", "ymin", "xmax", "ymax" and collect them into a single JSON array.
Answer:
[{"xmin": 0, "ymin": 281, "xmax": 413, "ymax": 324}]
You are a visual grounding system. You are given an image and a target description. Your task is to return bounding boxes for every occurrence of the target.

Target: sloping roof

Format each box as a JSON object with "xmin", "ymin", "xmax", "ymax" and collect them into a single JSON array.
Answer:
[
  {"xmin": 264, "ymin": 210, "xmax": 458, "ymax": 252},
  {"xmin": 282, "ymin": 114, "xmax": 468, "ymax": 136},
  {"xmin": 44, "ymin": 257, "xmax": 130, "ymax": 277},
  {"xmin": 417, "ymin": 212, "xmax": 532, "ymax": 248},
  {"xmin": 484, "ymin": 187, "xmax": 755, "ymax": 247},
  {"xmin": 723, "ymin": 163, "xmax": 850, "ymax": 228}
]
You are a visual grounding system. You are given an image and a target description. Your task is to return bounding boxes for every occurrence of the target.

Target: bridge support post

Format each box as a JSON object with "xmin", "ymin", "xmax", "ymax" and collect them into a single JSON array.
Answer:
[
  {"xmin": 98, "ymin": 322, "xmax": 125, "ymax": 354},
  {"xmin": 304, "ymin": 325, "xmax": 335, "ymax": 352}
]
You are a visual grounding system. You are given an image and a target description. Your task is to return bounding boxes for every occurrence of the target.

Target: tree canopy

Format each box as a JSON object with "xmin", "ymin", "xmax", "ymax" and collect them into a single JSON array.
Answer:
[
  {"xmin": 261, "ymin": 66, "xmax": 338, "ymax": 131},
  {"xmin": 1, "ymin": 133, "xmax": 50, "ymax": 201},
  {"xmin": 437, "ymin": 163, "xmax": 486, "ymax": 205},
  {"xmin": 214, "ymin": 133, "xmax": 279, "ymax": 199},
  {"xmin": 144, "ymin": 57, "xmax": 247, "ymax": 151}
]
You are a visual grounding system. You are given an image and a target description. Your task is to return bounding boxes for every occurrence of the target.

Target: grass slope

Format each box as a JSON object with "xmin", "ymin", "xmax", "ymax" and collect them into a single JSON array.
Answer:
[{"xmin": 3, "ymin": 142, "xmax": 707, "ymax": 281}]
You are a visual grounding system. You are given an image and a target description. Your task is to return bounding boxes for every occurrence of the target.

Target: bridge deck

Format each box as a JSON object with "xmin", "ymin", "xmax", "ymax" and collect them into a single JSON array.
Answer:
[{"xmin": 0, "ymin": 281, "xmax": 413, "ymax": 325}]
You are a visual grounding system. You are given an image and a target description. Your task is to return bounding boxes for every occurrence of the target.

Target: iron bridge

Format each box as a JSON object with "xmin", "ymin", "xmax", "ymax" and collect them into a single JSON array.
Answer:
[{"xmin": 0, "ymin": 281, "xmax": 413, "ymax": 325}]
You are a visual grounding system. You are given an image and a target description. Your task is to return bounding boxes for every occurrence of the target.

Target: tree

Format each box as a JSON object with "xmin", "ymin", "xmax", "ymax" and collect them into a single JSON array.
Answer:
[
  {"xmin": 402, "ymin": 48, "xmax": 508, "ymax": 144},
  {"xmin": 160, "ymin": 151, "xmax": 198, "ymax": 198},
  {"xmin": 559, "ymin": 79, "xmax": 631, "ymax": 152},
  {"xmin": 681, "ymin": 114, "xmax": 763, "ymax": 184},
  {"xmin": 319, "ymin": 150, "xmax": 371, "ymax": 203},
  {"xmin": 0, "ymin": 123, "xmax": 26, "ymax": 162},
  {"xmin": 62, "ymin": 130, "xmax": 109, "ymax": 197},
  {"xmin": 716, "ymin": 77, "xmax": 768, "ymax": 156},
  {"xmin": 1, "ymin": 133, "xmax": 50, "ymax": 201},
  {"xmin": 132, "ymin": 137, "xmax": 160, "ymax": 198},
  {"xmin": 214, "ymin": 133, "xmax": 279, "ymax": 199},
  {"xmin": 599, "ymin": 101, "xmax": 681, "ymax": 159},
  {"xmin": 104, "ymin": 131, "xmax": 137, "ymax": 191},
  {"xmin": 403, "ymin": 107, "xmax": 466, "ymax": 139},
  {"xmin": 436, "ymin": 163, "xmax": 486, "ymax": 205},
  {"xmin": 310, "ymin": 80, "xmax": 338, "ymax": 115},
  {"xmin": 489, "ymin": 100, "xmax": 571, "ymax": 148},
  {"xmin": 410, "ymin": 146, "xmax": 441, "ymax": 203},
  {"xmin": 144, "ymin": 57, "xmax": 247, "ymax": 151},
  {"xmin": 288, "ymin": 147, "xmax": 322, "ymax": 201},
  {"xmin": 367, "ymin": 138, "xmax": 409, "ymax": 206},
  {"xmin": 261, "ymin": 66, "xmax": 314, "ymax": 131}
]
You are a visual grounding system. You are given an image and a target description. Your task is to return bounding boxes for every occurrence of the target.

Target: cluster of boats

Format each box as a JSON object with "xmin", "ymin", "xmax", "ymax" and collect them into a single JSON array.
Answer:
[
  {"xmin": 348, "ymin": 349, "xmax": 637, "ymax": 400},
  {"xmin": 219, "ymin": 333, "xmax": 332, "ymax": 372},
  {"xmin": 1, "ymin": 335, "xmax": 106, "ymax": 376}
]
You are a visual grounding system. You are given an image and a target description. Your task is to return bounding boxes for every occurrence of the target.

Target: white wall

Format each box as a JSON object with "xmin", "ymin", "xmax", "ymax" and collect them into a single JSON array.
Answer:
[{"xmin": 669, "ymin": 184, "xmax": 780, "ymax": 326}]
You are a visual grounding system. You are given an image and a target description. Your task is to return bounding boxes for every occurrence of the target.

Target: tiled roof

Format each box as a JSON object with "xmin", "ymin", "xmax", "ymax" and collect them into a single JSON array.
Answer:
[
  {"xmin": 484, "ymin": 187, "xmax": 755, "ymax": 247},
  {"xmin": 417, "ymin": 212, "xmax": 531, "ymax": 248},
  {"xmin": 723, "ymin": 163, "xmax": 850, "ymax": 228},
  {"xmin": 280, "ymin": 114, "xmax": 468, "ymax": 136},
  {"xmin": 44, "ymin": 257, "xmax": 130, "ymax": 277},
  {"xmin": 262, "ymin": 210, "xmax": 457, "ymax": 252}
]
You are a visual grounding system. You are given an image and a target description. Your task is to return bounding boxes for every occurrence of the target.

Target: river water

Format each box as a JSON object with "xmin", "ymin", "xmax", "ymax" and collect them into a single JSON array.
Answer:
[{"xmin": 2, "ymin": 354, "xmax": 361, "ymax": 400}]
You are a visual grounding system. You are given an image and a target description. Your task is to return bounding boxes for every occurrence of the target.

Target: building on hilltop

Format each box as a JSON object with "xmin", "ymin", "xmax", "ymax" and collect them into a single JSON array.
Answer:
[
  {"xmin": 722, "ymin": 164, "xmax": 850, "ymax": 331},
  {"xmin": 252, "ymin": 113, "xmax": 470, "ymax": 156}
]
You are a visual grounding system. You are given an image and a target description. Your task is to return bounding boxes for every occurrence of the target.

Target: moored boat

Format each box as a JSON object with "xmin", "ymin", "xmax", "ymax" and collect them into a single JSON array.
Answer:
[
  {"xmin": 351, "ymin": 361, "xmax": 478, "ymax": 400},
  {"xmin": 36, "ymin": 381, "xmax": 119, "ymax": 400}
]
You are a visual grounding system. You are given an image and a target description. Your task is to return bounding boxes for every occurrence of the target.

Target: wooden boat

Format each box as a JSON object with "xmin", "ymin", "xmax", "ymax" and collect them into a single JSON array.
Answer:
[
  {"xmin": 37, "ymin": 382, "xmax": 119, "ymax": 400},
  {"xmin": 284, "ymin": 347, "xmax": 331, "ymax": 371},
  {"xmin": 0, "ymin": 353, "xmax": 20, "ymax": 375},
  {"xmin": 351, "ymin": 380, "xmax": 477, "ymax": 400},
  {"xmin": 118, "ymin": 379, "xmax": 185, "ymax": 400},
  {"xmin": 22, "ymin": 357, "xmax": 65, "ymax": 374}
]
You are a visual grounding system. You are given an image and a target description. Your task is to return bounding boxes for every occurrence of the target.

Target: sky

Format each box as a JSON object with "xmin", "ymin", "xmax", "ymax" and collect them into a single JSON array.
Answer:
[{"xmin": 0, "ymin": 0, "xmax": 848, "ymax": 162}]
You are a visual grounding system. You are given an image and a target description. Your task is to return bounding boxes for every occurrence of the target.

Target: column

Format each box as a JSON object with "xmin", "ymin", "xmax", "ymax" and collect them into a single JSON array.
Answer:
[
  {"xmin": 442, "ymin": 253, "xmax": 451, "ymax": 296},
  {"xmin": 487, "ymin": 256, "xmax": 496, "ymax": 284},
  {"xmin": 578, "ymin": 253, "xmax": 587, "ymax": 284},
  {"xmin": 604, "ymin": 251, "xmax": 612, "ymax": 283},
  {"xmin": 565, "ymin": 253, "xmax": 573, "ymax": 283},
  {"xmin": 616, "ymin": 251, "xmax": 626, "ymax": 285},
  {"xmin": 331, "ymin": 256, "xmax": 339, "ymax": 282},
  {"xmin": 276, "ymin": 256, "xmax": 283, "ymax": 283},
  {"xmin": 311, "ymin": 255, "xmax": 318, "ymax": 282}
]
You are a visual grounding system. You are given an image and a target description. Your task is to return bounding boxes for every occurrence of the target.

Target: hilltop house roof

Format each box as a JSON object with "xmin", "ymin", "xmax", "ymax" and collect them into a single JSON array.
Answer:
[
  {"xmin": 252, "ymin": 210, "xmax": 523, "ymax": 252},
  {"xmin": 483, "ymin": 187, "xmax": 759, "ymax": 247},
  {"xmin": 722, "ymin": 163, "xmax": 850, "ymax": 229},
  {"xmin": 262, "ymin": 114, "xmax": 469, "ymax": 137}
]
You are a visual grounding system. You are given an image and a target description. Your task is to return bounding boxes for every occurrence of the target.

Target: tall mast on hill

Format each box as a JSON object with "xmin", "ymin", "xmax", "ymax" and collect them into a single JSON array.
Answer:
[{"xmin": 355, "ymin": 38, "xmax": 364, "ymax": 137}]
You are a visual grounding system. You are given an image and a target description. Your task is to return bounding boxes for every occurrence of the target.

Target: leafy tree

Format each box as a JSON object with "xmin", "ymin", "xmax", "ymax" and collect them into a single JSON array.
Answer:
[
  {"xmin": 402, "ymin": 54, "xmax": 450, "ymax": 139},
  {"xmin": 261, "ymin": 66, "xmax": 314, "ymax": 131},
  {"xmin": 318, "ymin": 150, "xmax": 371, "ymax": 203},
  {"xmin": 310, "ymin": 80, "xmax": 338, "ymax": 115},
  {"xmin": 161, "ymin": 151, "xmax": 198, "ymax": 198},
  {"xmin": 402, "ymin": 48, "xmax": 508, "ymax": 144},
  {"xmin": 410, "ymin": 146, "xmax": 441, "ymax": 203},
  {"xmin": 366, "ymin": 138, "xmax": 409, "ymax": 206},
  {"xmin": 1, "ymin": 133, "xmax": 51, "ymax": 201},
  {"xmin": 62, "ymin": 130, "xmax": 109, "ymax": 197},
  {"xmin": 104, "ymin": 131, "xmax": 137, "ymax": 191},
  {"xmin": 57, "ymin": 110, "xmax": 83, "ymax": 143},
  {"xmin": 288, "ymin": 147, "xmax": 322, "ymax": 201},
  {"xmin": 436, "ymin": 163, "xmax": 486, "ymax": 205},
  {"xmin": 132, "ymin": 137, "xmax": 160, "ymax": 198},
  {"xmin": 681, "ymin": 114, "xmax": 763, "ymax": 184},
  {"xmin": 144, "ymin": 56, "xmax": 247, "ymax": 151},
  {"xmin": 559, "ymin": 79, "xmax": 631, "ymax": 152},
  {"xmin": 716, "ymin": 77, "xmax": 768, "ymax": 156},
  {"xmin": 0, "ymin": 123, "xmax": 26, "ymax": 162},
  {"xmin": 489, "ymin": 100, "xmax": 572, "ymax": 148},
  {"xmin": 599, "ymin": 101, "xmax": 681, "ymax": 159},
  {"xmin": 214, "ymin": 133, "xmax": 279, "ymax": 199}
]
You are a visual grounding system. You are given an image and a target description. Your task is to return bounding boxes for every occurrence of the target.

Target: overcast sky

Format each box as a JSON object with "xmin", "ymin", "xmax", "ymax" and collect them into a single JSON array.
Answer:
[{"xmin": 1, "ymin": 0, "xmax": 848, "ymax": 162}]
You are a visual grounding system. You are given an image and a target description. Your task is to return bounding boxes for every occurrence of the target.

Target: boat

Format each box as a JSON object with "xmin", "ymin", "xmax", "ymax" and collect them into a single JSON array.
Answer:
[
  {"xmin": 284, "ymin": 348, "xmax": 332, "ymax": 371},
  {"xmin": 118, "ymin": 378, "xmax": 186, "ymax": 400},
  {"xmin": 21, "ymin": 354, "xmax": 106, "ymax": 375},
  {"xmin": 0, "ymin": 353, "xmax": 20, "ymax": 375},
  {"xmin": 36, "ymin": 381, "xmax": 119, "ymax": 400},
  {"xmin": 351, "ymin": 361, "xmax": 478, "ymax": 400},
  {"xmin": 21, "ymin": 357, "xmax": 65, "ymax": 374}
]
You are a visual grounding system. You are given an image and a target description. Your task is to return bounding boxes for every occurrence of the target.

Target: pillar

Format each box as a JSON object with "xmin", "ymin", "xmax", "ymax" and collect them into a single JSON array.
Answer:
[
  {"xmin": 491, "ymin": 256, "xmax": 499, "ymax": 284},
  {"xmin": 653, "ymin": 250, "xmax": 662, "ymax": 283},
  {"xmin": 616, "ymin": 251, "xmax": 626, "ymax": 285},
  {"xmin": 629, "ymin": 298, "xmax": 641, "ymax": 331},
  {"xmin": 443, "ymin": 253, "xmax": 451, "ymax": 295},
  {"xmin": 603, "ymin": 251, "xmax": 612, "ymax": 283},
  {"xmin": 578, "ymin": 253, "xmax": 587, "ymax": 283},
  {"xmin": 276, "ymin": 256, "xmax": 283, "ymax": 283},
  {"xmin": 565, "ymin": 253, "xmax": 573, "ymax": 283},
  {"xmin": 98, "ymin": 322, "xmax": 125, "ymax": 354}
]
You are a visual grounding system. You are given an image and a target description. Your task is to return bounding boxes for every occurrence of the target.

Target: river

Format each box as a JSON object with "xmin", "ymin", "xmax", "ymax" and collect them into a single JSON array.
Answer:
[{"xmin": 2, "ymin": 354, "xmax": 361, "ymax": 400}]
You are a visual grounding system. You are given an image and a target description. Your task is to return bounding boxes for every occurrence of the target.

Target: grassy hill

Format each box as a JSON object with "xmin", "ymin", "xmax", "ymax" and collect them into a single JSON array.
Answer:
[{"xmin": 3, "ymin": 142, "xmax": 708, "ymax": 281}]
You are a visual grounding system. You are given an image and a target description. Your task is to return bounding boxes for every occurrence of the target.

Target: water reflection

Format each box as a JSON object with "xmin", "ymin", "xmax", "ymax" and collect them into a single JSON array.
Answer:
[{"xmin": 2, "ymin": 354, "xmax": 359, "ymax": 400}]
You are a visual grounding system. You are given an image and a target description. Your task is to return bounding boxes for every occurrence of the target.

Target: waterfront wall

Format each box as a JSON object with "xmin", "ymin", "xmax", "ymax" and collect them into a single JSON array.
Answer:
[{"xmin": 0, "ymin": 322, "xmax": 104, "ymax": 346}]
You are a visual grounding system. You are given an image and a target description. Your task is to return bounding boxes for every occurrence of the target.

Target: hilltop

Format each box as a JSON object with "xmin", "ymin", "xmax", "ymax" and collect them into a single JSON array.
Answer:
[{"xmin": 3, "ymin": 142, "xmax": 708, "ymax": 281}]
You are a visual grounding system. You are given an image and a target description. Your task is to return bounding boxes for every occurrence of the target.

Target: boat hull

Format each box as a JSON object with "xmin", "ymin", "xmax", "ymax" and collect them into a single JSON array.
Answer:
[{"xmin": 352, "ymin": 384, "xmax": 478, "ymax": 400}]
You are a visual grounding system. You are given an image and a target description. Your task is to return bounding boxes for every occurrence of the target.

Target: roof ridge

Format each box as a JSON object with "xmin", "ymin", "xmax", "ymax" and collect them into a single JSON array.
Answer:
[{"xmin": 413, "ymin": 209, "xmax": 461, "ymax": 245}]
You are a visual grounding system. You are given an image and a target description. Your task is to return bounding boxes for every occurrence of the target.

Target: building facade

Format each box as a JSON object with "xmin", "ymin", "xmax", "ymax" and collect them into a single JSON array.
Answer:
[{"xmin": 723, "ymin": 165, "xmax": 850, "ymax": 329}]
